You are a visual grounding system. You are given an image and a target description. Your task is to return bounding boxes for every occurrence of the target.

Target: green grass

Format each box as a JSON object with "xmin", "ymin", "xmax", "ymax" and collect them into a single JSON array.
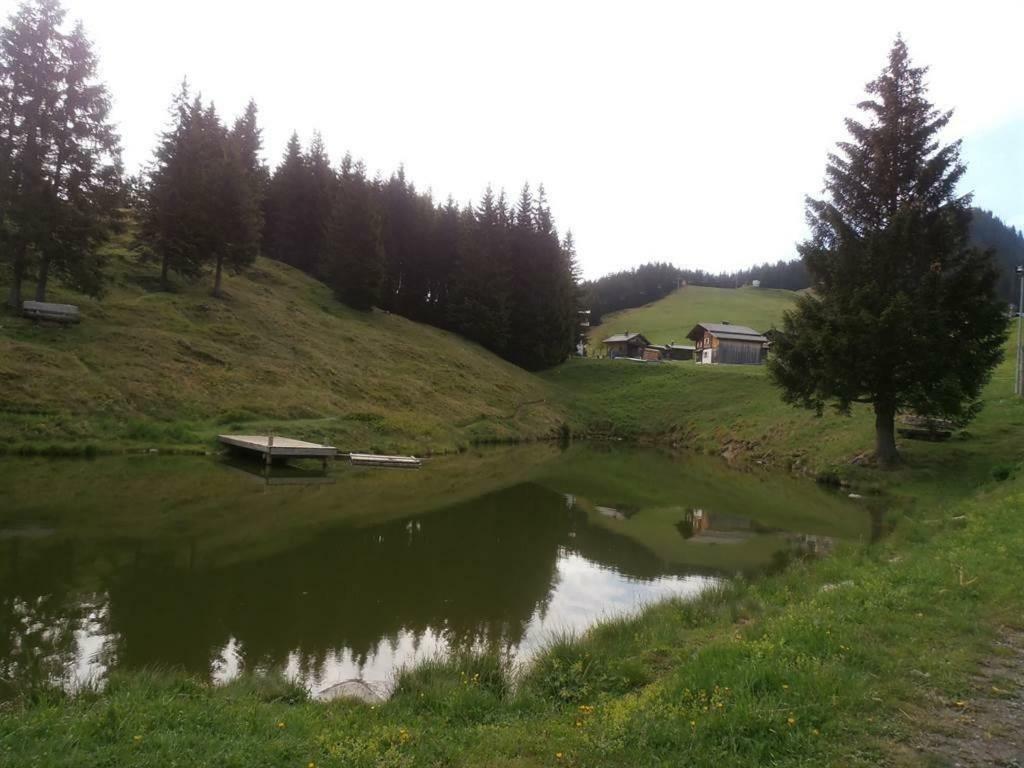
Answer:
[
  {"xmin": 0, "ymin": 223, "xmax": 563, "ymax": 455},
  {"xmin": 590, "ymin": 285, "xmax": 797, "ymax": 348}
]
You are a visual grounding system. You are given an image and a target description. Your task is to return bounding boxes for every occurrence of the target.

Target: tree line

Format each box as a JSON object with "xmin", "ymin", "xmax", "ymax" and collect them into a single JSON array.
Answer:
[
  {"xmin": 585, "ymin": 208, "xmax": 1022, "ymax": 326},
  {"xmin": 0, "ymin": 0, "xmax": 580, "ymax": 371}
]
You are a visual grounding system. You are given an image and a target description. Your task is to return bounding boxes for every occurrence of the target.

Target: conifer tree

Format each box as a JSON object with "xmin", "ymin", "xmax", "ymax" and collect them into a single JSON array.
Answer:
[
  {"xmin": 142, "ymin": 88, "xmax": 261, "ymax": 296},
  {"xmin": 324, "ymin": 161, "xmax": 383, "ymax": 311},
  {"xmin": 264, "ymin": 132, "xmax": 306, "ymax": 269},
  {"xmin": 768, "ymin": 39, "xmax": 1006, "ymax": 466},
  {"xmin": 0, "ymin": 0, "xmax": 121, "ymax": 308}
]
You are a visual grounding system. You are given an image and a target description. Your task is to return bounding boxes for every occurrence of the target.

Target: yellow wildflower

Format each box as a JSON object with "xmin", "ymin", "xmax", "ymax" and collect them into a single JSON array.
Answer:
[
  {"xmin": 276, "ymin": 721, "xmax": 286, "ymax": 729},
  {"xmin": 132, "ymin": 735, "xmax": 142, "ymax": 742},
  {"xmin": 556, "ymin": 752, "xmax": 563, "ymax": 760},
  {"xmin": 787, "ymin": 716, "xmax": 796, "ymax": 726}
]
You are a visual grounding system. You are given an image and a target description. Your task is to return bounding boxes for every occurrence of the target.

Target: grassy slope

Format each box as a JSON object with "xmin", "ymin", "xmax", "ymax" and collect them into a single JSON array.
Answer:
[
  {"xmin": 0, "ymin": 226, "xmax": 562, "ymax": 454},
  {"xmin": 590, "ymin": 285, "xmax": 796, "ymax": 347}
]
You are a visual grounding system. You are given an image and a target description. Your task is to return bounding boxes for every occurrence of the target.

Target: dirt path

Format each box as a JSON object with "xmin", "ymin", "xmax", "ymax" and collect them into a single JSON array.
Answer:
[{"xmin": 912, "ymin": 628, "xmax": 1024, "ymax": 767}]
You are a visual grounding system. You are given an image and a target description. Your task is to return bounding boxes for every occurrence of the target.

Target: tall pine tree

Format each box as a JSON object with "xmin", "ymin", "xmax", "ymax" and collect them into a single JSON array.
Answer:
[
  {"xmin": 0, "ymin": 0, "xmax": 121, "ymax": 308},
  {"xmin": 768, "ymin": 39, "xmax": 1006, "ymax": 466}
]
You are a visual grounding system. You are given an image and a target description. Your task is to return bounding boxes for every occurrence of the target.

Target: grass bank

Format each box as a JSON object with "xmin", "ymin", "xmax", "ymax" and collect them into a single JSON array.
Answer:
[{"xmin": 0, "ymin": 225, "xmax": 563, "ymax": 456}]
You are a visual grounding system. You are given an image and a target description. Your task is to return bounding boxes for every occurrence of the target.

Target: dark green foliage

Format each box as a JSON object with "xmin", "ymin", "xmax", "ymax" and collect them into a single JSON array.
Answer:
[
  {"xmin": 0, "ymin": 0, "xmax": 122, "ymax": 308},
  {"xmin": 263, "ymin": 131, "xmax": 333, "ymax": 279},
  {"xmin": 769, "ymin": 39, "xmax": 1006, "ymax": 466},
  {"xmin": 324, "ymin": 158, "xmax": 382, "ymax": 310},
  {"xmin": 262, "ymin": 149, "xmax": 580, "ymax": 368},
  {"xmin": 970, "ymin": 208, "xmax": 1024, "ymax": 305},
  {"xmin": 141, "ymin": 85, "xmax": 264, "ymax": 295}
]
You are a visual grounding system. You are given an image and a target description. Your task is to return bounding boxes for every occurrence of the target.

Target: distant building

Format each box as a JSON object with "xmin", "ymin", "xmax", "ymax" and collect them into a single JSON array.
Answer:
[
  {"xmin": 601, "ymin": 331, "xmax": 651, "ymax": 359},
  {"xmin": 752, "ymin": 280, "xmax": 761, "ymax": 288},
  {"xmin": 687, "ymin": 322, "xmax": 768, "ymax": 365},
  {"xmin": 664, "ymin": 343, "xmax": 696, "ymax": 361}
]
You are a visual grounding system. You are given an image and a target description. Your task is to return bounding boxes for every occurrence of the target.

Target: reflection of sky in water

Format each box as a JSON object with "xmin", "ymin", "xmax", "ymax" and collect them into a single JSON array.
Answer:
[{"xmin": 190, "ymin": 550, "xmax": 716, "ymax": 694}]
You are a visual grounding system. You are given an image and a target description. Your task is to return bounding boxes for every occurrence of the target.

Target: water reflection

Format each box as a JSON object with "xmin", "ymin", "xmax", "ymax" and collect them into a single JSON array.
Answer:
[{"xmin": 0, "ymin": 445, "xmax": 870, "ymax": 694}]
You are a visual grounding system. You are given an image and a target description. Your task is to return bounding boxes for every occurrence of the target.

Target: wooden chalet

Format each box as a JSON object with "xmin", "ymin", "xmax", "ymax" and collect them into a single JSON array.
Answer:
[
  {"xmin": 601, "ymin": 331, "xmax": 651, "ymax": 359},
  {"xmin": 687, "ymin": 322, "xmax": 768, "ymax": 365}
]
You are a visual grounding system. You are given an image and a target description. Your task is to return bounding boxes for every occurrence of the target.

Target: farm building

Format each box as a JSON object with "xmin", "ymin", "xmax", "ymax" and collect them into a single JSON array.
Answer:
[
  {"xmin": 664, "ymin": 343, "xmax": 695, "ymax": 361},
  {"xmin": 687, "ymin": 322, "xmax": 768, "ymax": 365},
  {"xmin": 601, "ymin": 332, "xmax": 651, "ymax": 359}
]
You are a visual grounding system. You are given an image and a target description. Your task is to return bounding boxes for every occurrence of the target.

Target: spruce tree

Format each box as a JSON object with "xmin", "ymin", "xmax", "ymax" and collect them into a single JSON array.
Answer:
[
  {"xmin": 0, "ymin": 0, "xmax": 121, "ymax": 308},
  {"xmin": 264, "ymin": 132, "xmax": 306, "ymax": 269},
  {"xmin": 768, "ymin": 39, "xmax": 1006, "ymax": 466},
  {"xmin": 142, "ymin": 88, "xmax": 260, "ymax": 296},
  {"xmin": 324, "ymin": 161, "xmax": 383, "ymax": 311}
]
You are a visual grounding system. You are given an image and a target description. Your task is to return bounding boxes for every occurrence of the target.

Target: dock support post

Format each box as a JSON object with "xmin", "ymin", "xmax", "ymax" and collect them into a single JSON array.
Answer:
[{"xmin": 266, "ymin": 433, "xmax": 274, "ymax": 468}]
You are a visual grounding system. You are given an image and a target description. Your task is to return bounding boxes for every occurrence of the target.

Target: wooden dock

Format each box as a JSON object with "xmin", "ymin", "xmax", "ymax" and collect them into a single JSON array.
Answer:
[{"xmin": 218, "ymin": 435, "xmax": 338, "ymax": 467}]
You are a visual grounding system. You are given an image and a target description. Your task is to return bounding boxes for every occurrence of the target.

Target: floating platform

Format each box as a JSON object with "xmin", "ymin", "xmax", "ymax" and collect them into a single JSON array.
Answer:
[
  {"xmin": 218, "ymin": 435, "xmax": 337, "ymax": 465},
  {"xmin": 348, "ymin": 453, "xmax": 421, "ymax": 469}
]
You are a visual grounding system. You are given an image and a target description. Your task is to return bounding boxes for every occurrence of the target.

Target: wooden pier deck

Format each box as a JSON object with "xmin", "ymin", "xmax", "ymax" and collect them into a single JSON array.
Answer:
[{"xmin": 218, "ymin": 435, "xmax": 338, "ymax": 466}]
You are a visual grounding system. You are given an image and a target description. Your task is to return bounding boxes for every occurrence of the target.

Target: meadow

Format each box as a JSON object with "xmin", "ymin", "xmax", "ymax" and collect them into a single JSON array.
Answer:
[{"xmin": 589, "ymin": 284, "xmax": 797, "ymax": 348}]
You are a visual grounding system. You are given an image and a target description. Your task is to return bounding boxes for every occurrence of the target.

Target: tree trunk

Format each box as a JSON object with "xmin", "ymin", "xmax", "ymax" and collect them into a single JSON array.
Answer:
[
  {"xmin": 6, "ymin": 247, "xmax": 24, "ymax": 311},
  {"xmin": 212, "ymin": 254, "xmax": 223, "ymax": 298},
  {"xmin": 874, "ymin": 401, "xmax": 900, "ymax": 468},
  {"xmin": 34, "ymin": 254, "xmax": 50, "ymax": 302},
  {"xmin": 160, "ymin": 253, "xmax": 170, "ymax": 291}
]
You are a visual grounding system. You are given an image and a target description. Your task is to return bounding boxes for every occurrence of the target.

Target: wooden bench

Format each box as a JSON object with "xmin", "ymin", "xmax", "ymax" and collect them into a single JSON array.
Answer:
[{"xmin": 21, "ymin": 301, "xmax": 81, "ymax": 324}]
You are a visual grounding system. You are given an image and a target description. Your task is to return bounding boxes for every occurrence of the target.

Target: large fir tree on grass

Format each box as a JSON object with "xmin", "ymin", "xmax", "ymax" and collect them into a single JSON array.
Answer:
[
  {"xmin": 0, "ymin": 0, "xmax": 121, "ymax": 309},
  {"xmin": 141, "ymin": 85, "xmax": 263, "ymax": 296},
  {"xmin": 768, "ymin": 38, "xmax": 1006, "ymax": 467}
]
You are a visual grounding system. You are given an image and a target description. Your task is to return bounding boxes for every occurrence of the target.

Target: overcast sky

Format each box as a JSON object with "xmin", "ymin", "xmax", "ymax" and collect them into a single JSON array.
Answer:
[{"xmin": 16, "ymin": 0, "xmax": 1024, "ymax": 279}]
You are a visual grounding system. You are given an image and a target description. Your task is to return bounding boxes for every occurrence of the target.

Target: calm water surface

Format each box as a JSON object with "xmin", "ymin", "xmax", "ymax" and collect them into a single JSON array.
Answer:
[{"xmin": 0, "ymin": 444, "xmax": 874, "ymax": 694}]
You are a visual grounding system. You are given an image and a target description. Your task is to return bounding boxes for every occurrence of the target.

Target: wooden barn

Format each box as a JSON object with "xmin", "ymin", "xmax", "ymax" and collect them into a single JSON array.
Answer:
[
  {"xmin": 664, "ymin": 343, "xmax": 695, "ymax": 361},
  {"xmin": 601, "ymin": 332, "xmax": 651, "ymax": 359},
  {"xmin": 687, "ymin": 322, "xmax": 768, "ymax": 365}
]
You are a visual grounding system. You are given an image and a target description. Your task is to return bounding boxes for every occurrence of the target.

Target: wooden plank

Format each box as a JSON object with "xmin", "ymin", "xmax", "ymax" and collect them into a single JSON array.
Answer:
[
  {"xmin": 349, "ymin": 453, "xmax": 421, "ymax": 468},
  {"xmin": 22, "ymin": 301, "xmax": 81, "ymax": 324}
]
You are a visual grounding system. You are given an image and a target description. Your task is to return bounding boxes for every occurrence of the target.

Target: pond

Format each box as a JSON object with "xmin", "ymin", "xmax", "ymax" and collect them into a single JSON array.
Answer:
[{"xmin": 0, "ymin": 444, "xmax": 876, "ymax": 696}]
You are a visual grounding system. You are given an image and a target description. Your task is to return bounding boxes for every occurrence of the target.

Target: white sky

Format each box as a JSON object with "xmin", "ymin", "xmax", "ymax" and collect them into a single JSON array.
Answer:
[{"xmin": 14, "ymin": 0, "xmax": 1024, "ymax": 279}]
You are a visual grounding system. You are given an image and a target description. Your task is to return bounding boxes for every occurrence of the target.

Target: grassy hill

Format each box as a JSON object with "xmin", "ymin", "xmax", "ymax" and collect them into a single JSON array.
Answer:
[
  {"xmin": 590, "ymin": 285, "xmax": 797, "ymax": 347},
  {"xmin": 0, "ymin": 226, "xmax": 563, "ymax": 454}
]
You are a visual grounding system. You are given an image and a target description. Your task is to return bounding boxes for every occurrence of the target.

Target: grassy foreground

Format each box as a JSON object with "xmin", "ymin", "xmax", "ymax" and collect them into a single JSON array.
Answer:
[{"xmin": 0, "ymin": 225, "xmax": 562, "ymax": 456}]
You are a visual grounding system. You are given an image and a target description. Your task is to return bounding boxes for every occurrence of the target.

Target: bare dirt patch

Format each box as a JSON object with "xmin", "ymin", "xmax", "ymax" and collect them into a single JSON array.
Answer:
[{"xmin": 911, "ymin": 628, "xmax": 1024, "ymax": 767}]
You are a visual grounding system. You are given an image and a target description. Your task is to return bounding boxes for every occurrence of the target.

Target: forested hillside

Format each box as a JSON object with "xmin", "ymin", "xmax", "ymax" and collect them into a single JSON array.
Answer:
[
  {"xmin": 971, "ymin": 208, "xmax": 1024, "ymax": 304},
  {"xmin": 0, "ymin": 224, "xmax": 564, "ymax": 454},
  {"xmin": 585, "ymin": 208, "xmax": 1023, "ymax": 324}
]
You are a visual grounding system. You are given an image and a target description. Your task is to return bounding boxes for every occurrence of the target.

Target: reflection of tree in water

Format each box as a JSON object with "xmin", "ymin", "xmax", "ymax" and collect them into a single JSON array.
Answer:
[
  {"xmin": 2, "ymin": 482, "xmax": 727, "ymax": 688},
  {"xmin": 95, "ymin": 483, "xmax": 575, "ymax": 680},
  {"xmin": 0, "ymin": 538, "xmax": 87, "ymax": 692}
]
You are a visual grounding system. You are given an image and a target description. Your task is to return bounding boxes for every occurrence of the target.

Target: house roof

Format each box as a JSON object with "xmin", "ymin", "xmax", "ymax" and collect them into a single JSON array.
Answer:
[
  {"xmin": 666, "ymin": 343, "xmax": 696, "ymax": 350},
  {"xmin": 686, "ymin": 322, "xmax": 767, "ymax": 343},
  {"xmin": 602, "ymin": 332, "xmax": 649, "ymax": 344}
]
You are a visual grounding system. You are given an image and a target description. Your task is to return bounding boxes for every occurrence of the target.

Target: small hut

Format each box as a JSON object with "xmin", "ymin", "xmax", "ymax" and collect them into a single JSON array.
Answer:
[{"xmin": 601, "ymin": 332, "xmax": 651, "ymax": 359}]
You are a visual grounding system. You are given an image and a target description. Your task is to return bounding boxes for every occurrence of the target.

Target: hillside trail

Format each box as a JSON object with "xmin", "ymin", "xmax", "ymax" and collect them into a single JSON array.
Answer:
[{"xmin": 911, "ymin": 628, "xmax": 1024, "ymax": 767}]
